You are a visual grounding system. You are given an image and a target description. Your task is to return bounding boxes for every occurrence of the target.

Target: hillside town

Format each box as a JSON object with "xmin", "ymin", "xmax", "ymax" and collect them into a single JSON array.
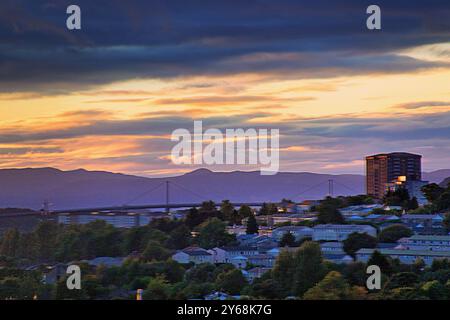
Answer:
[{"xmin": 1, "ymin": 152, "xmax": 450, "ymax": 300}]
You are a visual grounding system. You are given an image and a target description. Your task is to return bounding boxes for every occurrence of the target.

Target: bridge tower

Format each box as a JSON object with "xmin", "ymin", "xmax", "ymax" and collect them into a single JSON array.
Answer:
[
  {"xmin": 165, "ymin": 180, "xmax": 170, "ymax": 214},
  {"xmin": 328, "ymin": 179, "xmax": 334, "ymax": 197},
  {"xmin": 42, "ymin": 199, "xmax": 51, "ymax": 216}
]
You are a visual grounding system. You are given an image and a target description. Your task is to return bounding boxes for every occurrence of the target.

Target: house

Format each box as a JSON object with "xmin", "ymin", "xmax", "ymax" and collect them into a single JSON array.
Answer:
[
  {"xmin": 230, "ymin": 255, "xmax": 248, "ymax": 269},
  {"xmin": 209, "ymin": 246, "xmax": 259, "ymax": 264},
  {"xmin": 312, "ymin": 224, "xmax": 377, "ymax": 241},
  {"xmin": 270, "ymin": 213, "xmax": 317, "ymax": 225},
  {"xmin": 246, "ymin": 267, "xmax": 271, "ymax": 282},
  {"xmin": 340, "ymin": 204, "xmax": 383, "ymax": 216},
  {"xmin": 81, "ymin": 256, "xmax": 125, "ymax": 268},
  {"xmin": 356, "ymin": 248, "xmax": 450, "ymax": 266},
  {"xmin": 397, "ymin": 235, "xmax": 450, "ymax": 251},
  {"xmin": 271, "ymin": 226, "xmax": 313, "ymax": 241},
  {"xmin": 266, "ymin": 247, "xmax": 298, "ymax": 257},
  {"xmin": 247, "ymin": 254, "xmax": 276, "ymax": 268},
  {"xmin": 319, "ymin": 242, "xmax": 353, "ymax": 264},
  {"xmin": 220, "ymin": 246, "xmax": 259, "ymax": 261},
  {"xmin": 320, "ymin": 241, "xmax": 344, "ymax": 253},
  {"xmin": 401, "ymin": 214, "xmax": 443, "ymax": 228},
  {"xmin": 172, "ymin": 247, "xmax": 213, "ymax": 264},
  {"xmin": 43, "ymin": 263, "xmax": 67, "ymax": 285}
]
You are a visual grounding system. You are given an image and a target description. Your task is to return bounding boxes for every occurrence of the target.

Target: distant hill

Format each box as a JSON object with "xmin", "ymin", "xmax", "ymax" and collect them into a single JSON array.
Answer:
[
  {"xmin": 423, "ymin": 170, "xmax": 450, "ymax": 185},
  {"xmin": 0, "ymin": 167, "xmax": 448, "ymax": 210},
  {"xmin": 439, "ymin": 177, "xmax": 450, "ymax": 188}
]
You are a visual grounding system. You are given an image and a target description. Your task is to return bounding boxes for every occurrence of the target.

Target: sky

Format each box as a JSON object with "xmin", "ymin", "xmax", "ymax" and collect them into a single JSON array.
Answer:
[{"xmin": 0, "ymin": 0, "xmax": 449, "ymax": 177}]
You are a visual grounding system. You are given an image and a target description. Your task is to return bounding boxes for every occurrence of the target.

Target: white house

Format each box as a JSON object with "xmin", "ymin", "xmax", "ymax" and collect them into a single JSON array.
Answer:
[
  {"xmin": 272, "ymin": 226, "xmax": 313, "ymax": 241},
  {"xmin": 397, "ymin": 235, "xmax": 450, "ymax": 251},
  {"xmin": 172, "ymin": 247, "xmax": 213, "ymax": 264},
  {"xmin": 356, "ymin": 248, "xmax": 450, "ymax": 266},
  {"xmin": 246, "ymin": 267, "xmax": 271, "ymax": 282},
  {"xmin": 312, "ymin": 224, "xmax": 377, "ymax": 241}
]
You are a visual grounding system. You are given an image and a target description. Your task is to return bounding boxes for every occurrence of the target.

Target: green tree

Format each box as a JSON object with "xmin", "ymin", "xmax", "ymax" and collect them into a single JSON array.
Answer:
[
  {"xmin": 343, "ymin": 232, "xmax": 377, "ymax": 257},
  {"xmin": 246, "ymin": 214, "xmax": 259, "ymax": 234},
  {"xmin": 142, "ymin": 240, "xmax": 171, "ymax": 261},
  {"xmin": 421, "ymin": 280, "xmax": 448, "ymax": 300},
  {"xmin": 220, "ymin": 200, "xmax": 235, "ymax": 222},
  {"xmin": 0, "ymin": 228, "xmax": 20, "ymax": 257},
  {"xmin": 367, "ymin": 250, "xmax": 393, "ymax": 275},
  {"xmin": 238, "ymin": 205, "xmax": 253, "ymax": 220},
  {"xmin": 378, "ymin": 224, "xmax": 412, "ymax": 243},
  {"xmin": 293, "ymin": 241, "xmax": 326, "ymax": 296},
  {"xmin": 272, "ymin": 250, "xmax": 296, "ymax": 296},
  {"xmin": 279, "ymin": 232, "xmax": 296, "ymax": 247},
  {"xmin": 407, "ymin": 197, "xmax": 419, "ymax": 211},
  {"xmin": 317, "ymin": 200, "xmax": 344, "ymax": 224},
  {"xmin": 166, "ymin": 225, "xmax": 191, "ymax": 249},
  {"xmin": 247, "ymin": 278, "xmax": 283, "ymax": 299},
  {"xmin": 143, "ymin": 275, "xmax": 171, "ymax": 300},
  {"xmin": 443, "ymin": 213, "xmax": 450, "ymax": 233},
  {"xmin": 196, "ymin": 218, "xmax": 235, "ymax": 249},
  {"xmin": 421, "ymin": 183, "xmax": 444, "ymax": 203},
  {"xmin": 383, "ymin": 272, "xmax": 419, "ymax": 291},
  {"xmin": 259, "ymin": 203, "xmax": 278, "ymax": 215},
  {"xmin": 215, "ymin": 269, "xmax": 247, "ymax": 295},
  {"xmin": 34, "ymin": 221, "xmax": 60, "ymax": 261},
  {"xmin": 303, "ymin": 271, "xmax": 366, "ymax": 300}
]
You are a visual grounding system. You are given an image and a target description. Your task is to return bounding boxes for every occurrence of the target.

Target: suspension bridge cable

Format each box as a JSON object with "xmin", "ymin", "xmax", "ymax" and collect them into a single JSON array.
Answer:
[
  {"xmin": 170, "ymin": 181, "xmax": 217, "ymax": 203},
  {"xmin": 122, "ymin": 181, "xmax": 165, "ymax": 206},
  {"xmin": 333, "ymin": 180, "xmax": 361, "ymax": 194},
  {"xmin": 287, "ymin": 180, "xmax": 330, "ymax": 201}
]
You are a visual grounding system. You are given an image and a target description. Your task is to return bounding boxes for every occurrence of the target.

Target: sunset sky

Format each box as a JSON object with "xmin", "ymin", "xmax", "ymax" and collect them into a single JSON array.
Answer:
[{"xmin": 0, "ymin": 0, "xmax": 449, "ymax": 177}]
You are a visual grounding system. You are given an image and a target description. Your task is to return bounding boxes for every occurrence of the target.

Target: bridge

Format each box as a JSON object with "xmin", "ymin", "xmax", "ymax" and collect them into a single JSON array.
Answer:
[{"xmin": 0, "ymin": 178, "xmax": 359, "ymax": 218}]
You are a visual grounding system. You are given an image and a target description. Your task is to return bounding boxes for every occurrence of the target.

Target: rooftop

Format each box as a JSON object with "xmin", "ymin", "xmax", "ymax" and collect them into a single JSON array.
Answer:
[{"xmin": 357, "ymin": 248, "xmax": 450, "ymax": 257}]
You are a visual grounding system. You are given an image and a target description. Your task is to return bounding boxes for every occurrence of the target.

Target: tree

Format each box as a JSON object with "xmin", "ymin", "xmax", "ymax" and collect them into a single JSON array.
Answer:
[
  {"xmin": 238, "ymin": 205, "xmax": 253, "ymax": 220},
  {"xmin": 272, "ymin": 250, "xmax": 296, "ymax": 296},
  {"xmin": 421, "ymin": 183, "xmax": 444, "ymax": 203},
  {"xmin": 215, "ymin": 269, "xmax": 247, "ymax": 295},
  {"xmin": 317, "ymin": 199, "xmax": 344, "ymax": 224},
  {"xmin": 378, "ymin": 224, "xmax": 412, "ymax": 243},
  {"xmin": 293, "ymin": 241, "xmax": 326, "ymax": 296},
  {"xmin": 246, "ymin": 214, "xmax": 259, "ymax": 234},
  {"xmin": 220, "ymin": 200, "xmax": 237, "ymax": 223},
  {"xmin": 259, "ymin": 203, "xmax": 277, "ymax": 215},
  {"xmin": 279, "ymin": 232, "xmax": 296, "ymax": 247},
  {"xmin": 34, "ymin": 221, "xmax": 60, "ymax": 261},
  {"xmin": 343, "ymin": 233, "xmax": 377, "ymax": 257},
  {"xmin": 0, "ymin": 228, "xmax": 20, "ymax": 257},
  {"xmin": 143, "ymin": 276, "xmax": 171, "ymax": 300},
  {"xmin": 383, "ymin": 188, "xmax": 410, "ymax": 208},
  {"xmin": 367, "ymin": 250, "xmax": 393, "ymax": 275},
  {"xmin": 248, "ymin": 278, "xmax": 283, "ymax": 299},
  {"xmin": 407, "ymin": 197, "xmax": 419, "ymax": 211},
  {"xmin": 166, "ymin": 225, "xmax": 191, "ymax": 249},
  {"xmin": 142, "ymin": 240, "xmax": 171, "ymax": 261},
  {"xmin": 421, "ymin": 280, "xmax": 448, "ymax": 300},
  {"xmin": 303, "ymin": 271, "xmax": 366, "ymax": 300},
  {"xmin": 196, "ymin": 218, "xmax": 235, "ymax": 249},
  {"xmin": 443, "ymin": 213, "xmax": 450, "ymax": 233},
  {"xmin": 383, "ymin": 272, "xmax": 419, "ymax": 291}
]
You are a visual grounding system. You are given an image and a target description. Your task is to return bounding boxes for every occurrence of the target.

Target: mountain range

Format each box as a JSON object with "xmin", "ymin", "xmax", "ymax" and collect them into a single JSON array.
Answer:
[{"xmin": 1, "ymin": 167, "xmax": 449, "ymax": 210}]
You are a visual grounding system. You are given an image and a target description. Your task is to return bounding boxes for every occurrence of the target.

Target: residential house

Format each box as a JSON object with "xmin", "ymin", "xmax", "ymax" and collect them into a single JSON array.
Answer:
[
  {"xmin": 397, "ymin": 235, "xmax": 450, "ymax": 251},
  {"xmin": 272, "ymin": 226, "xmax": 313, "ymax": 241},
  {"xmin": 312, "ymin": 224, "xmax": 377, "ymax": 241},
  {"xmin": 172, "ymin": 247, "xmax": 213, "ymax": 264},
  {"xmin": 246, "ymin": 267, "xmax": 272, "ymax": 282},
  {"xmin": 356, "ymin": 248, "xmax": 450, "ymax": 266}
]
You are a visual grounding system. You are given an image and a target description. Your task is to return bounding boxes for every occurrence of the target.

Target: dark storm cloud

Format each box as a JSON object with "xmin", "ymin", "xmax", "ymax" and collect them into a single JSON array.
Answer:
[
  {"xmin": 2, "ymin": 109, "xmax": 449, "ymax": 146},
  {"xmin": 0, "ymin": 0, "xmax": 449, "ymax": 92}
]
